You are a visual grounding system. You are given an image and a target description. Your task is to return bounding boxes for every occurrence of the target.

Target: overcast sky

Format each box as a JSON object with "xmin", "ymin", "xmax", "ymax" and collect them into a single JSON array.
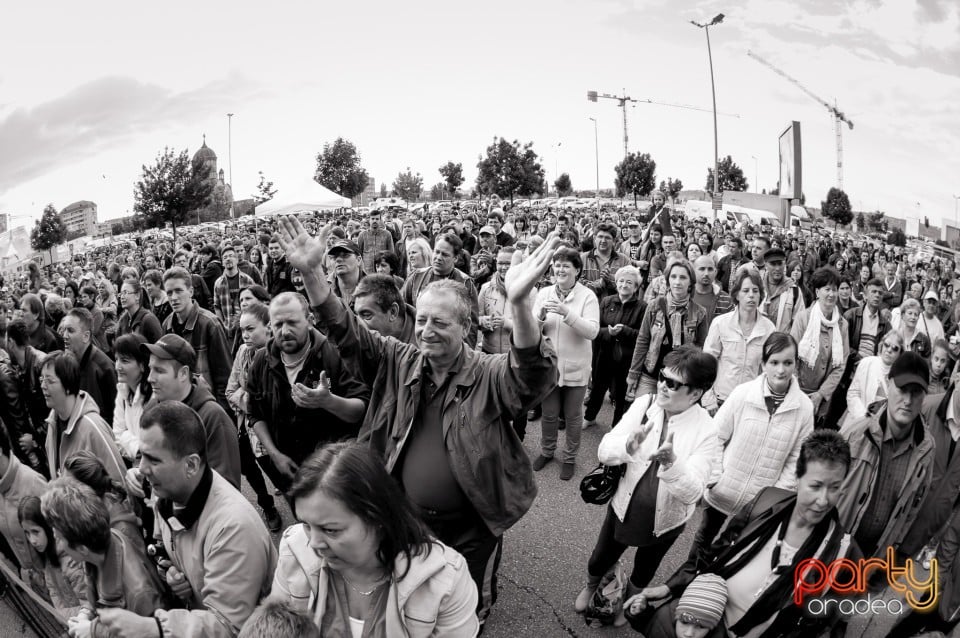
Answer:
[{"xmin": 1, "ymin": 0, "xmax": 958, "ymax": 228}]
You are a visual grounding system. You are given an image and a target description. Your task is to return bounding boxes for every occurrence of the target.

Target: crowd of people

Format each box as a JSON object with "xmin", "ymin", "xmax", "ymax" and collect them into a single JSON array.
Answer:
[{"xmin": 0, "ymin": 195, "xmax": 959, "ymax": 637}]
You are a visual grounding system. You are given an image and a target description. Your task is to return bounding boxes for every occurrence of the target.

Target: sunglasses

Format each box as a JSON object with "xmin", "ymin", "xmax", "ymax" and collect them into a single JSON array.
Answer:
[
  {"xmin": 676, "ymin": 612, "xmax": 710, "ymax": 629},
  {"xmin": 658, "ymin": 371, "xmax": 689, "ymax": 391}
]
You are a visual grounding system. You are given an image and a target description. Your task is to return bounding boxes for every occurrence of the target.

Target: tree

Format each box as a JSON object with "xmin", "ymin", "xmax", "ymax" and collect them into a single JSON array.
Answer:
[
  {"xmin": 705, "ymin": 156, "xmax": 748, "ymax": 192},
  {"xmin": 866, "ymin": 211, "xmax": 886, "ymax": 232},
  {"xmin": 554, "ymin": 173, "xmax": 573, "ymax": 197},
  {"xmin": 887, "ymin": 229, "xmax": 907, "ymax": 247},
  {"xmin": 379, "ymin": 183, "xmax": 388, "ymax": 198},
  {"xmin": 30, "ymin": 204, "xmax": 67, "ymax": 252},
  {"xmin": 133, "ymin": 147, "xmax": 214, "ymax": 240},
  {"xmin": 252, "ymin": 171, "xmax": 277, "ymax": 204},
  {"xmin": 392, "ymin": 168, "xmax": 423, "ymax": 201},
  {"xmin": 614, "ymin": 153, "xmax": 657, "ymax": 205},
  {"xmin": 429, "ymin": 182, "xmax": 446, "ymax": 201},
  {"xmin": 438, "ymin": 162, "xmax": 464, "ymax": 199},
  {"xmin": 659, "ymin": 177, "xmax": 683, "ymax": 201},
  {"xmin": 314, "ymin": 138, "xmax": 370, "ymax": 199},
  {"xmin": 475, "ymin": 137, "xmax": 546, "ymax": 203},
  {"xmin": 856, "ymin": 211, "xmax": 866, "ymax": 229},
  {"xmin": 821, "ymin": 187, "xmax": 853, "ymax": 229}
]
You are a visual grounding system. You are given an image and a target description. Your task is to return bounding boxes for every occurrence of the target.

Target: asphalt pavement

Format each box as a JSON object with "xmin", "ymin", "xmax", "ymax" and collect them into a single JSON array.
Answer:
[{"xmin": 0, "ymin": 398, "xmax": 911, "ymax": 636}]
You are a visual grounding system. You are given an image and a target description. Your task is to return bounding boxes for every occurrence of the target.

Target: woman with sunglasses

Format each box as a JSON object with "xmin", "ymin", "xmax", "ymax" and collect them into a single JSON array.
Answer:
[
  {"xmin": 843, "ymin": 329, "xmax": 905, "ymax": 428},
  {"xmin": 575, "ymin": 345, "xmax": 719, "ymax": 626},
  {"xmin": 626, "ymin": 430, "xmax": 856, "ymax": 638},
  {"xmin": 626, "ymin": 258, "xmax": 710, "ymax": 399}
]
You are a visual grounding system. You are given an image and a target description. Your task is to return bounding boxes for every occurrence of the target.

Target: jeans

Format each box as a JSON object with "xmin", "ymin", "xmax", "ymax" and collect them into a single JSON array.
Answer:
[
  {"xmin": 540, "ymin": 385, "xmax": 588, "ymax": 464},
  {"xmin": 584, "ymin": 358, "xmax": 631, "ymax": 427}
]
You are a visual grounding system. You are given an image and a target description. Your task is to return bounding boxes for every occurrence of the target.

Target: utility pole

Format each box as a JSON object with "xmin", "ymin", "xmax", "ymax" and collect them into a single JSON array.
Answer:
[
  {"xmin": 590, "ymin": 118, "xmax": 599, "ymax": 213},
  {"xmin": 690, "ymin": 13, "xmax": 725, "ymax": 198},
  {"xmin": 227, "ymin": 113, "xmax": 234, "ymax": 219}
]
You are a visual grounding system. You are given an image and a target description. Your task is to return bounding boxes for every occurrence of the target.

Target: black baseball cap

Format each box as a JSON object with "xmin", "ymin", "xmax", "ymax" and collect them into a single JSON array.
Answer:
[
  {"xmin": 141, "ymin": 334, "xmax": 197, "ymax": 369},
  {"xmin": 764, "ymin": 248, "xmax": 787, "ymax": 264},
  {"xmin": 888, "ymin": 352, "xmax": 929, "ymax": 391}
]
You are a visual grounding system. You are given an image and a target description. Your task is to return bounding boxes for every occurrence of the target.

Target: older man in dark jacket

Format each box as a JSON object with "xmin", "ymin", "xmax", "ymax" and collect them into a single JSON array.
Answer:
[{"xmin": 278, "ymin": 216, "xmax": 558, "ymax": 630}]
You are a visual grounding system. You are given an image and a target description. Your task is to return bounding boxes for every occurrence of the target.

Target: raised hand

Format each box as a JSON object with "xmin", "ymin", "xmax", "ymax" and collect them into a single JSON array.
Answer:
[
  {"xmin": 626, "ymin": 416, "xmax": 656, "ymax": 455},
  {"xmin": 649, "ymin": 432, "xmax": 676, "ymax": 466},
  {"xmin": 276, "ymin": 215, "xmax": 327, "ymax": 274},
  {"xmin": 505, "ymin": 235, "xmax": 561, "ymax": 304}
]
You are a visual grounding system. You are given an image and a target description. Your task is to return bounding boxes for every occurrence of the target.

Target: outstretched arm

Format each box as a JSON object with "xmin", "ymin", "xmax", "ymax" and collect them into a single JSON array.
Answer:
[
  {"xmin": 276, "ymin": 216, "xmax": 334, "ymax": 308},
  {"xmin": 506, "ymin": 235, "xmax": 562, "ymax": 348}
]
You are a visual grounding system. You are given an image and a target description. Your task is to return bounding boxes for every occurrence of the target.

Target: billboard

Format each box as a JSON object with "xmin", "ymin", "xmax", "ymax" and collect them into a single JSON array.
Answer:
[{"xmin": 778, "ymin": 121, "xmax": 802, "ymax": 200}]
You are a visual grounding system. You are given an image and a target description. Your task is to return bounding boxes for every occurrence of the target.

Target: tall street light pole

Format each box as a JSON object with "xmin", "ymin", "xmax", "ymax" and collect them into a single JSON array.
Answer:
[
  {"xmin": 227, "ymin": 113, "xmax": 234, "ymax": 219},
  {"xmin": 690, "ymin": 13, "xmax": 724, "ymax": 199},
  {"xmin": 552, "ymin": 141, "xmax": 562, "ymax": 195},
  {"xmin": 589, "ymin": 118, "xmax": 600, "ymax": 214}
]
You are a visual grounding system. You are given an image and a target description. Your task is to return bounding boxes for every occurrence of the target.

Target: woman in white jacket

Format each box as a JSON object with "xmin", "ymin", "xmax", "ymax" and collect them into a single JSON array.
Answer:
[
  {"xmin": 843, "ymin": 329, "xmax": 904, "ymax": 427},
  {"xmin": 531, "ymin": 246, "xmax": 600, "ymax": 481},
  {"xmin": 689, "ymin": 332, "xmax": 814, "ymax": 565},
  {"xmin": 574, "ymin": 345, "xmax": 719, "ymax": 624},
  {"xmin": 111, "ymin": 333, "xmax": 151, "ymax": 463}
]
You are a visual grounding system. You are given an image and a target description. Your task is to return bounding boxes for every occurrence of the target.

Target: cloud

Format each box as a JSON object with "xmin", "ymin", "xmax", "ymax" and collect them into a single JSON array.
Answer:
[{"xmin": 0, "ymin": 74, "xmax": 265, "ymax": 194}]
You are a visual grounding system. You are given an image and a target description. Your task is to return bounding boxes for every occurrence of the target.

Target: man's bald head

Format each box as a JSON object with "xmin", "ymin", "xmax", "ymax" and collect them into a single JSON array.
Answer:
[{"xmin": 693, "ymin": 256, "xmax": 717, "ymax": 287}]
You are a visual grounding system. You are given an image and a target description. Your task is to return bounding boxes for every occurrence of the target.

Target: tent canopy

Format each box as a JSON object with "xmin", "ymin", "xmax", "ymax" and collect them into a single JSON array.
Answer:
[{"xmin": 254, "ymin": 180, "xmax": 350, "ymax": 216}]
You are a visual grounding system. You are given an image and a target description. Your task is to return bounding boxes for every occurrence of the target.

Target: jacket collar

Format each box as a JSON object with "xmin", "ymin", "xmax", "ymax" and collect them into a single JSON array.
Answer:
[
  {"xmin": 0, "ymin": 455, "xmax": 24, "ymax": 495},
  {"xmin": 48, "ymin": 391, "xmax": 98, "ymax": 436},
  {"xmin": 741, "ymin": 375, "xmax": 804, "ymax": 411},
  {"xmin": 403, "ymin": 345, "xmax": 474, "ymax": 389},
  {"xmin": 266, "ymin": 329, "xmax": 327, "ymax": 369},
  {"xmin": 157, "ymin": 465, "xmax": 213, "ymax": 531},
  {"xmin": 175, "ymin": 301, "xmax": 200, "ymax": 331}
]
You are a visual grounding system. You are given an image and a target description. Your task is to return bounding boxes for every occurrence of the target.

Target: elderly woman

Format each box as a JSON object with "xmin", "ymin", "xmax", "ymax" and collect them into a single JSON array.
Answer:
[
  {"xmin": 843, "ymin": 329, "xmax": 904, "ymax": 427},
  {"xmin": 895, "ymin": 297, "xmax": 933, "ymax": 358},
  {"xmin": 584, "ymin": 265, "xmax": 647, "ymax": 429},
  {"xmin": 532, "ymin": 246, "xmax": 600, "ymax": 480},
  {"xmin": 627, "ymin": 258, "xmax": 709, "ymax": 398},
  {"xmin": 575, "ymin": 346, "xmax": 719, "ymax": 625},
  {"xmin": 626, "ymin": 430, "xmax": 856, "ymax": 638},
  {"xmin": 271, "ymin": 442, "xmax": 479, "ymax": 636},
  {"xmin": 702, "ymin": 270, "xmax": 776, "ymax": 410},
  {"xmin": 790, "ymin": 266, "xmax": 850, "ymax": 417}
]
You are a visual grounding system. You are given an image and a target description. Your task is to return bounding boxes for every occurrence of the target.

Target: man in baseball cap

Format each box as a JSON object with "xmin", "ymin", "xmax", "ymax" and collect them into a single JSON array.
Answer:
[
  {"xmin": 837, "ymin": 350, "xmax": 933, "ymax": 560},
  {"xmin": 326, "ymin": 240, "xmax": 364, "ymax": 304},
  {"xmin": 141, "ymin": 334, "xmax": 241, "ymax": 488}
]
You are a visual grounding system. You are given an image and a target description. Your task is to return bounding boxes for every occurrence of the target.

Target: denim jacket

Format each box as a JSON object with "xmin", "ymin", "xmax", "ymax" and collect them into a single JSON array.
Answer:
[{"xmin": 628, "ymin": 297, "xmax": 709, "ymax": 380}]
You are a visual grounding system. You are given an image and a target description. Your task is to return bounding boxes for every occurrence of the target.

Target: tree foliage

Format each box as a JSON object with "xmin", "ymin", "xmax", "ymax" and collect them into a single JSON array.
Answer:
[
  {"xmin": 614, "ymin": 152, "xmax": 657, "ymax": 204},
  {"xmin": 887, "ymin": 228, "xmax": 907, "ymax": 247},
  {"xmin": 554, "ymin": 173, "xmax": 573, "ymax": 197},
  {"xmin": 475, "ymin": 137, "xmax": 546, "ymax": 203},
  {"xmin": 438, "ymin": 162, "xmax": 464, "ymax": 199},
  {"xmin": 392, "ymin": 168, "xmax": 424, "ymax": 201},
  {"xmin": 705, "ymin": 156, "xmax": 748, "ymax": 192},
  {"xmin": 314, "ymin": 138, "xmax": 370, "ymax": 199},
  {"xmin": 429, "ymin": 182, "xmax": 446, "ymax": 201},
  {"xmin": 821, "ymin": 187, "xmax": 853, "ymax": 228},
  {"xmin": 133, "ymin": 147, "xmax": 213, "ymax": 239},
  {"xmin": 865, "ymin": 211, "xmax": 888, "ymax": 233},
  {"xmin": 30, "ymin": 204, "xmax": 67, "ymax": 252},
  {"xmin": 659, "ymin": 177, "xmax": 684, "ymax": 201},
  {"xmin": 856, "ymin": 211, "xmax": 866, "ymax": 229},
  {"xmin": 252, "ymin": 171, "xmax": 277, "ymax": 204}
]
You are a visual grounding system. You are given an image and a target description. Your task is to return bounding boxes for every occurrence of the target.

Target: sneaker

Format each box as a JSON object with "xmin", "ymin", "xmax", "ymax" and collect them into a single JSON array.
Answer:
[
  {"xmin": 263, "ymin": 506, "xmax": 282, "ymax": 533},
  {"xmin": 532, "ymin": 455, "xmax": 553, "ymax": 471},
  {"xmin": 574, "ymin": 583, "xmax": 598, "ymax": 613},
  {"xmin": 559, "ymin": 462, "xmax": 575, "ymax": 481}
]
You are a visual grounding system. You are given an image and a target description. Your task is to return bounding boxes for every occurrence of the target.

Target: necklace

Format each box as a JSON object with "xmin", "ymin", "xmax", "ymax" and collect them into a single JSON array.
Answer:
[{"xmin": 341, "ymin": 572, "xmax": 388, "ymax": 597}]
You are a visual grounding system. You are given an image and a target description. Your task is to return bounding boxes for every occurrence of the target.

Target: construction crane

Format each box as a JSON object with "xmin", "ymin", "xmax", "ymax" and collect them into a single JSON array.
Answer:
[
  {"xmin": 587, "ymin": 89, "xmax": 739, "ymax": 159},
  {"xmin": 747, "ymin": 50, "xmax": 854, "ymax": 192}
]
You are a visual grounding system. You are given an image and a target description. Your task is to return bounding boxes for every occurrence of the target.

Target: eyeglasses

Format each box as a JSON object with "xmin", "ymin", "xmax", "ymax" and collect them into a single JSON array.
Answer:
[
  {"xmin": 628, "ymin": 224, "xmax": 640, "ymax": 229},
  {"xmin": 658, "ymin": 371, "xmax": 689, "ymax": 391},
  {"xmin": 676, "ymin": 612, "xmax": 710, "ymax": 629},
  {"xmin": 881, "ymin": 342, "xmax": 901, "ymax": 352}
]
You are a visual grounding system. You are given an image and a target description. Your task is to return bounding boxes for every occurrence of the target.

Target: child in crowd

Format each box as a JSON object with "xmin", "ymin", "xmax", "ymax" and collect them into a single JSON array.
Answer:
[
  {"xmin": 17, "ymin": 496, "xmax": 87, "ymax": 617},
  {"xmin": 239, "ymin": 600, "xmax": 321, "ymax": 638}
]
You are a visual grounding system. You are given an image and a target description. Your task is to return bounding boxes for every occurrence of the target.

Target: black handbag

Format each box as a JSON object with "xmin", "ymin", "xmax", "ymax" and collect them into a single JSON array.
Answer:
[{"xmin": 579, "ymin": 463, "xmax": 625, "ymax": 505}]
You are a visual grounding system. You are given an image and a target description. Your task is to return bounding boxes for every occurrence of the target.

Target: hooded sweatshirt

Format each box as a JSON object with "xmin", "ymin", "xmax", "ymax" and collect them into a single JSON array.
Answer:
[
  {"xmin": 182, "ymin": 382, "xmax": 242, "ymax": 489},
  {"xmin": 44, "ymin": 392, "xmax": 125, "ymax": 484}
]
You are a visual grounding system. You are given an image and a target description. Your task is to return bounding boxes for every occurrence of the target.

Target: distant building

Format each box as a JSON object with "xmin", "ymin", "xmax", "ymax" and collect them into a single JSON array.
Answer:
[
  {"xmin": 353, "ymin": 176, "xmax": 377, "ymax": 207},
  {"xmin": 0, "ymin": 214, "xmax": 9, "ymax": 234},
  {"xmin": 59, "ymin": 201, "xmax": 98, "ymax": 235},
  {"xmin": 191, "ymin": 136, "xmax": 233, "ymax": 222}
]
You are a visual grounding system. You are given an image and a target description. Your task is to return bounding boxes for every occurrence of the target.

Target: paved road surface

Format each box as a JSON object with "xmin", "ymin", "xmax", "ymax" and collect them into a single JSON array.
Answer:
[{"xmin": 0, "ymin": 398, "xmax": 905, "ymax": 636}]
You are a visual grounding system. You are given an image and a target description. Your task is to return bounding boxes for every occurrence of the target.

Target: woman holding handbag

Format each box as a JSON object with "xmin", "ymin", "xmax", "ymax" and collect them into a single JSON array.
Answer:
[{"xmin": 574, "ymin": 345, "xmax": 719, "ymax": 626}]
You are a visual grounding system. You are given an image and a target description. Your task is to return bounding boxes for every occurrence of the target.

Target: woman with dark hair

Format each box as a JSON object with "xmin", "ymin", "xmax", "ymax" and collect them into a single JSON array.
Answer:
[
  {"xmin": 19, "ymin": 293, "xmax": 63, "ymax": 353},
  {"xmin": 575, "ymin": 345, "xmax": 720, "ymax": 625},
  {"xmin": 790, "ymin": 266, "xmax": 850, "ymax": 417},
  {"xmin": 63, "ymin": 281, "xmax": 79, "ymax": 308},
  {"xmin": 111, "ymin": 333, "xmax": 152, "ymax": 463},
  {"xmin": 270, "ymin": 442, "xmax": 479, "ymax": 636},
  {"xmin": 17, "ymin": 496, "xmax": 87, "ymax": 616},
  {"xmin": 373, "ymin": 250, "xmax": 405, "ymax": 289},
  {"xmin": 625, "ymin": 430, "xmax": 857, "ymax": 638},
  {"xmin": 788, "ymin": 260, "xmax": 813, "ymax": 306},
  {"xmin": 702, "ymin": 270, "xmax": 776, "ymax": 410},
  {"xmin": 690, "ymin": 333, "xmax": 814, "ymax": 565},
  {"xmin": 532, "ymin": 245, "xmax": 600, "ymax": 480},
  {"xmin": 627, "ymin": 258, "xmax": 710, "ymax": 398}
]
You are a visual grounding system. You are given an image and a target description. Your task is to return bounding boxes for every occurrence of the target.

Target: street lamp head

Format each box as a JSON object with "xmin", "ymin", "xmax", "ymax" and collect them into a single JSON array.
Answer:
[
  {"xmin": 587, "ymin": 91, "xmax": 598, "ymax": 102},
  {"xmin": 711, "ymin": 13, "xmax": 725, "ymax": 25}
]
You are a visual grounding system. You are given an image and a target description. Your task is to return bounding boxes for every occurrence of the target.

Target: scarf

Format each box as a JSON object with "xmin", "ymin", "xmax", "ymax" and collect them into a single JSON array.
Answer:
[
  {"xmin": 798, "ymin": 303, "xmax": 844, "ymax": 370},
  {"xmin": 667, "ymin": 293, "xmax": 687, "ymax": 343}
]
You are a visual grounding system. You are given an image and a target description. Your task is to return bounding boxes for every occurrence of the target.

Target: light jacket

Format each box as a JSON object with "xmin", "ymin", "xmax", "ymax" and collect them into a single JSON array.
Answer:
[
  {"xmin": 0, "ymin": 455, "xmax": 46, "ymax": 571},
  {"xmin": 154, "ymin": 469, "xmax": 277, "ymax": 638},
  {"xmin": 628, "ymin": 297, "xmax": 709, "ymax": 380},
  {"xmin": 598, "ymin": 395, "xmax": 718, "ymax": 537},
  {"xmin": 702, "ymin": 309, "xmax": 776, "ymax": 402},
  {"xmin": 272, "ymin": 524, "xmax": 479, "ymax": 637},
  {"xmin": 112, "ymin": 383, "xmax": 146, "ymax": 460},
  {"xmin": 837, "ymin": 410, "xmax": 935, "ymax": 556},
  {"xmin": 44, "ymin": 392, "xmax": 125, "ymax": 484},
  {"xmin": 314, "ymin": 293, "xmax": 557, "ymax": 537},
  {"xmin": 705, "ymin": 376, "xmax": 813, "ymax": 515},
  {"xmin": 789, "ymin": 304, "xmax": 850, "ymax": 399},
  {"xmin": 844, "ymin": 356, "xmax": 890, "ymax": 426},
  {"xmin": 533, "ymin": 283, "xmax": 599, "ymax": 386},
  {"xmin": 478, "ymin": 278, "xmax": 534, "ymax": 355}
]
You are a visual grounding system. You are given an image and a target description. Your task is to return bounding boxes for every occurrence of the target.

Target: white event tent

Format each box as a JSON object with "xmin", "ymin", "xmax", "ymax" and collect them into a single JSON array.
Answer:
[{"xmin": 254, "ymin": 180, "xmax": 350, "ymax": 216}]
